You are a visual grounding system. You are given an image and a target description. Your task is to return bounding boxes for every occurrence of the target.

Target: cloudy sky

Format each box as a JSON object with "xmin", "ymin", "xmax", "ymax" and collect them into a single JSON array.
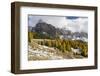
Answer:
[{"xmin": 28, "ymin": 15, "xmax": 88, "ymax": 33}]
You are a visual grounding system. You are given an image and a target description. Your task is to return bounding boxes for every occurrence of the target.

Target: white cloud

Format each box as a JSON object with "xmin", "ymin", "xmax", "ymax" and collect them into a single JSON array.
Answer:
[
  {"xmin": 28, "ymin": 15, "xmax": 88, "ymax": 33},
  {"xmin": 66, "ymin": 17, "xmax": 88, "ymax": 33},
  {"xmin": 28, "ymin": 15, "xmax": 68, "ymax": 28}
]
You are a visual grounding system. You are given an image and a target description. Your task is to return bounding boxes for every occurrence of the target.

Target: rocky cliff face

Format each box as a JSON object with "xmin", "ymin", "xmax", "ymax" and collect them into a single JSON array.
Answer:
[
  {"xmin": 30, "ymin": 19, "xmax": 88, "ymax": 41},
  {"xmin": 35, "ymin": 22, "xmax": 56, "ymax": 37}
]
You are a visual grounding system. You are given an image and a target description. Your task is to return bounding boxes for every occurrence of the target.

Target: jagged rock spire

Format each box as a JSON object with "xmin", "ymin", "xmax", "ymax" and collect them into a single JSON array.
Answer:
[{"xmin": 38, "ymin": 19, "xmax": 44, "ymax": 23}]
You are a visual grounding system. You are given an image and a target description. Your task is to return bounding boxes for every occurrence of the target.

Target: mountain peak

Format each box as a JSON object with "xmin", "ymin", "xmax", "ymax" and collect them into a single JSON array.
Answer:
[{"xmin": 38, "ymin": 19, "xmax": 44, "ymax": 23}]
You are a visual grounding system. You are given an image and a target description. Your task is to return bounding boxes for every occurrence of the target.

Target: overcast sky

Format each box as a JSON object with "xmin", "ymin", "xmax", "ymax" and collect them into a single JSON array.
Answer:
[{"xmin": 28, "ymin": 15, "xmax": 88, "ymax": 33}]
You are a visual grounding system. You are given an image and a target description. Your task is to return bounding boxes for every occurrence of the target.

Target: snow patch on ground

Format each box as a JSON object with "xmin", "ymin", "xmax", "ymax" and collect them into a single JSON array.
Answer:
[{"xmin": 28, "ymin": 44, "xmax": 64, "ymax": 60}]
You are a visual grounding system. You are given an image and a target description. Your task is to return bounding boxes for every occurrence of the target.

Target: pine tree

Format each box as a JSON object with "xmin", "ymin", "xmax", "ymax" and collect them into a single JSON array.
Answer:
[
  {"xmin": 63, "ymin": 42, "xmax": 66, "ymax": 52},
  {"xmin": 28, "ymin": 32, "xmax": 33, "ymax": 42},
  {"xmin": 48, "ymin": 41, "xmax": 51, "ymax": 47}
]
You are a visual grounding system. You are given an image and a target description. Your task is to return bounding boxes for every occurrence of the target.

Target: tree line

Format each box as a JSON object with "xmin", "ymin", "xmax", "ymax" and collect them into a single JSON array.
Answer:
[{"xmin": 28, "ymin": 32, "xmax": 88, "ymax": 57}]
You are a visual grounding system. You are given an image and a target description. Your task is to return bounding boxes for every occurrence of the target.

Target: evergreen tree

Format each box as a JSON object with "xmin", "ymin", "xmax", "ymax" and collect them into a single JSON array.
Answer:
[{"xmin": 28, "ymin": 32, "xmax": 33, "ymax": 42}]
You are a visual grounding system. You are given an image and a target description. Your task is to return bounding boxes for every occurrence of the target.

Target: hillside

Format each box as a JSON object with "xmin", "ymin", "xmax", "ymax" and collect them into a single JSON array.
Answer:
[
  {"xmin": 28, "ymin": 42, "xmax": 72, "ymax": 60},
  {"xmin": 28, "ymin": 39, "xmax": 86, "ymax": 60}
]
